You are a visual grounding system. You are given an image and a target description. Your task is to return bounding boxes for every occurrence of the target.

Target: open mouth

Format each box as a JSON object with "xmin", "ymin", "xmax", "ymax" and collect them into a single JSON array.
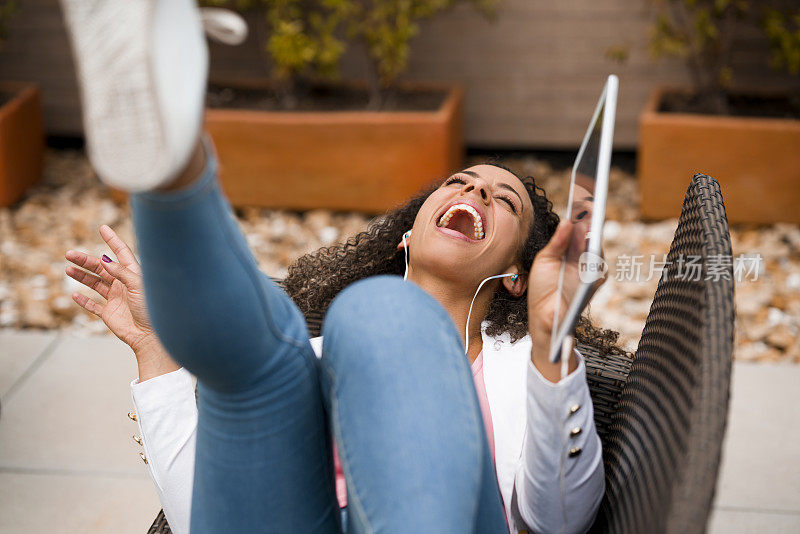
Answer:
[{"xmin": 437, "ymin": 203, "xmax": 485, "ymax": 240}]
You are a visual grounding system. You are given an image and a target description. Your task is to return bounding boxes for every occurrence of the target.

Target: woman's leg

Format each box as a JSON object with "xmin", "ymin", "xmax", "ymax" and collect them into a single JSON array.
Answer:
[
  {"xmin": 320, "ymin": 276, "xmax": 507, "ymax": 534},
  {"xmin": 131, "ymin": 140, "xmax": 340, "ymax": 534}
]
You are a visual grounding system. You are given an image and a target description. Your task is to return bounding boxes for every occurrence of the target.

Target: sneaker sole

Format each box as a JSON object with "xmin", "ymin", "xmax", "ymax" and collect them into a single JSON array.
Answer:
[{"xmin": 61, "ymin": 0, "xmax": 175, "ymax": 192}]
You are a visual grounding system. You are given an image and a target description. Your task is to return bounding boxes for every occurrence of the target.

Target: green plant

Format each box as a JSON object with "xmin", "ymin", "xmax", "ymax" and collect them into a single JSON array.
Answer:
[
  {"xmin": 604, "ymin": 44, "xmax": 630, "ymax": 64},
  {"xmin": 762, "ymin": 7, "xmax": 800, "ymax": 76},
  {"xmin": 649, "ymin": 0, "xmax": 749, "ymax": 113},
  {"xmin": 0, "ymin": 0, "xmax": 16, "ymax": 49},
  {"xmin": 347, "ymin": 0, "xmax": 498, "ymax": 108},
  {"xmin": 205, "ymin": 0, "xmax": 352, "ymax": 107},
  {"xmin": 207, "ymin": 0, "xmax": 500, "ymax": 109}
]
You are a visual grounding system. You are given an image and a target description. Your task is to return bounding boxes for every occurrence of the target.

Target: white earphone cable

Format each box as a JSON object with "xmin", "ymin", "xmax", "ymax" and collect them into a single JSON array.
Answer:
[
  {"xmin": 464, "ymin": 273, "xmax": 517, "ymax": 356},
  {"xmin": 400, "ymin": 231, "xmax": 515, "ymax": 355},
  {"xmin": 402, "ymin": 232, "xmax": 410, "ymax": 280},
  {"xmin": 402, "ymin": 227, "xmax": 570, "ymax": 528}
]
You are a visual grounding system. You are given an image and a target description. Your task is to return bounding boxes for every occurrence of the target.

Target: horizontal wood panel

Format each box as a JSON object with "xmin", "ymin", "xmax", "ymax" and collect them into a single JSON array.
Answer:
[{"xmin": 1, "ymin": 0, "xmax": 798, "ymax": 148}]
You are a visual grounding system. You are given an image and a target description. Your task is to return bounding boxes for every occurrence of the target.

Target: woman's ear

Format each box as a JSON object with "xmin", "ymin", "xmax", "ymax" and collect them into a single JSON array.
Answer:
[
  {"xmin": 503, "ymin": 270, "xmax": 528, "ymax": 297},
  {"xmin": 397, "ymin": 230, "xmax": 412, "ymax": 251}
]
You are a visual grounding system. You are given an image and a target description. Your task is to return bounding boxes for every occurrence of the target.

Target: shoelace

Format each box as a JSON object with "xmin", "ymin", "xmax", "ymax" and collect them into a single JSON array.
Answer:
[{"xmin": 200, "ymin": 8, "xmax": 248, "ymax": 45}]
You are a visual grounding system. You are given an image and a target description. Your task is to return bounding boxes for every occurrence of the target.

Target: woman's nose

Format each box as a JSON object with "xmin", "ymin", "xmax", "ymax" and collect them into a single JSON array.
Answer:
[{"xmin": 462, "ymin": 180, "xmax": 490, "ymax": 204}]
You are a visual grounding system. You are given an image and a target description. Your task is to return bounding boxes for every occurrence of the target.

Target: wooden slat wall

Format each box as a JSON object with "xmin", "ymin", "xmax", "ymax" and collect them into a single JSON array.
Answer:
[
  {"xmin": 0, "ymin": 0, "xmax": 80, "ymax": 135},
  {"xmin": 1, "ymin": 0, "xmax": 797, "ymax": 148}
]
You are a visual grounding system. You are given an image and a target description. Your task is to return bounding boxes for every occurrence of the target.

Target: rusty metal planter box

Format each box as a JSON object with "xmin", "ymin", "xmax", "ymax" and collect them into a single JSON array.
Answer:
[
  {"xmin": 205, "ymin": 82, "xmax": 464, "ymax": 213},
  {"xmin": 0, "ymin": 82, "xmax": 44, "ymax": 207},
  {"xmin": 638, "ymin": 87, "xmax": 800, "ymax": 224}
]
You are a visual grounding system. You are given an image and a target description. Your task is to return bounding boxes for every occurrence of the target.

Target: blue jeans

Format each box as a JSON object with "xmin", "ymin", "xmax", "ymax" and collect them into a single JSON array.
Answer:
[{"xmin": 130, "ymin": 145, "xmax": 507, "ymax": 534}]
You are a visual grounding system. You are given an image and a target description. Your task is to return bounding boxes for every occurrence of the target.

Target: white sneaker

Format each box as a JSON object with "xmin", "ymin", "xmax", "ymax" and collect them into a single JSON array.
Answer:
[{"xmin": 61, "ymin": 0, "xmax": 246, "ymax": 192}]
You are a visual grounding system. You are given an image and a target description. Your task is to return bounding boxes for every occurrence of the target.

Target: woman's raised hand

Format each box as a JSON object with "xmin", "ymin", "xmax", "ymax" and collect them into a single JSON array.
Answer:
[
  {"xmin": 65, "ymin": 225, "xmax": 178, "ymax": 380},
  {"xmin": 527, "ymin": 220, "xmax": 606, "ymax": 382}
]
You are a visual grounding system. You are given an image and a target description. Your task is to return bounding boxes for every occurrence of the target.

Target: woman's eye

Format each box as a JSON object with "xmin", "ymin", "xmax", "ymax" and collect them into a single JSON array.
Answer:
[
  {"xmin": 499, "ymin": 196, "xmax": 518, "ymax": 214},
  {"xmin": 444, "ymin": 176, "xmax": 466, "ymax": 186},
  {"xmin": 575, "ymin": 210, "xmax": 588, "ymax": 220}
]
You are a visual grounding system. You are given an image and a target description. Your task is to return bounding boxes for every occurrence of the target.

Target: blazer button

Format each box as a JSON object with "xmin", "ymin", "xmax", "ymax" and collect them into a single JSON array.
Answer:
[
  {"xmin": 132, "ymin": 435, "xmax": 143, "ymax": 446},
  {"xmin": 568, "ymin": 447, "xmax": 582, "ymax": 458},
  {"xmin": 568, "ymin": 404, "xmax": 580, "ymax": 416},
  {"xmin": 569, "ymin": 426, "xmax": 582, "ymax": 438},
  {"xmin": 127, "ymin": 411, "xmax": 137, "ymax": 422},
  {"xmin": 139, "ymin": 452, "xmax": 148, "ymax": 464}
]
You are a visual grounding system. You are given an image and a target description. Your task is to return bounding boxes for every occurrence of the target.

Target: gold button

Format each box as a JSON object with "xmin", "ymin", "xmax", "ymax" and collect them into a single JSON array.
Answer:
[
  {"xmin": 569, "ymin": 404, "xmax": 580, "ymax": 415},
  {"xmin": 570, "ymin": 426, "xmax": 582, "ymax": 437},
  {"xmin": 127, "ymin": 411, "xmax": 137, "ymax": 422},
  {"xmin": 139, "ymin": 452, "xmax": 148, "ymax": 464},
  {"xmin": 132, "ymin": 435, "xmax": 143, "ymax": 446},
  {"xmin": 568, "ymin": 447, "xmax": 582, "ymax": 457}
]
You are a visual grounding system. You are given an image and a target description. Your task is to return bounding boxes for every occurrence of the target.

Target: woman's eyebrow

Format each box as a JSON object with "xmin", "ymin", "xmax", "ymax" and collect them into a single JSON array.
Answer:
[{"xmin": 497, "ymin": 183, "xmax": 524, "ymax": 208}]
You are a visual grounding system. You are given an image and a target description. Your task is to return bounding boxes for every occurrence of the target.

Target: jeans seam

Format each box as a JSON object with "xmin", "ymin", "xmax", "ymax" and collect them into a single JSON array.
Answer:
[
  {"xmin": 323, "ymin": 278, "xmax": 487, "ymax": 532},
  {"xmin": 133, "ymin": 141, "xmax": 305, "ymax": 350},
  {"xmin": 418, "ymin": 282, "xmax": 485, "ymax": 524},
  {"xmin": 442, "ymin": 324, "xmax": 484, "ymax": 527},
  {"xmin": 314, "ymin": 360, "xmax": 341, "ymax": 534},
  {"xmin": 206, "ymin": 182, "xmax": 309, "ymax": 351},
  {"xmin": 322, "ymin": 359, "xmax": 374, "ymax": 534}
]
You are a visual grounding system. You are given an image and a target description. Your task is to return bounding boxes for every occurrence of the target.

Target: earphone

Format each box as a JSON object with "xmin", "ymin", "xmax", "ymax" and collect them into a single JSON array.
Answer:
[
  {"xmin": 464, "ymin": 272, "xmax": 519, "ymax": 356},
  {"xmin": 401, "ymin": 226, "xmax": 570, "ymax": 526},
  {"xmin": 400, "ymin": 228, "xmax": 519, "ymax": 355},
  {"xmin": 402, "ymin": 230, "xmax": 412, "ymax": 280}
]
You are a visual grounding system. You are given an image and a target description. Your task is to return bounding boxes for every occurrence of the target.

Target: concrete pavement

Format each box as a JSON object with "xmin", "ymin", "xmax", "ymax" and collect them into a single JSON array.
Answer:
[
  {"xmin": 1, "ymin": 331, "xmax": 159, "ymax": 533},
  {"xmin": 1, "ymin": 330, "xmax": 798, "ymax": 532}
]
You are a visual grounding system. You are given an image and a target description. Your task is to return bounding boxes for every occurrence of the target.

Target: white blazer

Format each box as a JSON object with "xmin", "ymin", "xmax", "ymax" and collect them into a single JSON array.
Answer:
[{"xmin": 130, "ymin": 330, "xmax": 604, "ymax": 534}]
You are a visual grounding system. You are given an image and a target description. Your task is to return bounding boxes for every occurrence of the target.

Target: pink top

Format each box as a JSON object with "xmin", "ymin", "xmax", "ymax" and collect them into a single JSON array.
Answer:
[
  {"xmin": 332, "ymin": 350, "xmax": 495, "ymax": 508},
  {"xmin": 333, "ymin": 441, "xmax": 347, "ymax": 508},
  {"xmin": 471, "ymin": 350, "xmax": 496, "ymax": 461}
]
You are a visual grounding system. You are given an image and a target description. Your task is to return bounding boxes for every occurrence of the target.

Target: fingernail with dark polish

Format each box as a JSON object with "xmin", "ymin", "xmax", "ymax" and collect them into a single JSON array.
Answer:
[{"xmin": 102, "ymin": 254, "xmax": 112, "ymax": 263}]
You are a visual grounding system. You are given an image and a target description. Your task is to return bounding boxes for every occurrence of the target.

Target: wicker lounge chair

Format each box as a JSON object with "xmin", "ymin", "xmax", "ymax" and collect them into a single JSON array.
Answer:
[
  {"xmin": 148, "ymin": 173, "xmax": 734, "ymax": 534},
  {"xmin": 589, "ymin": 173, "xmax": 735, "ymax": 533}
]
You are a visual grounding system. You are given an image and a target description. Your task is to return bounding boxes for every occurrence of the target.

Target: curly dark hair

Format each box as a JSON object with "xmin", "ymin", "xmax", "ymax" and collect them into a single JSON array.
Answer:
[{"xmin": 283, "ymin": 164, "xmax": 626, "ymax": 357}]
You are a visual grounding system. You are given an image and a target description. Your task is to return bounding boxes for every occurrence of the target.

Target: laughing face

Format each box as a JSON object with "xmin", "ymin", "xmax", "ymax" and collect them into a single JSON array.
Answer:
[{"xmin": 406, "ymin": 164, "xmax": 535, "ymax": 286}]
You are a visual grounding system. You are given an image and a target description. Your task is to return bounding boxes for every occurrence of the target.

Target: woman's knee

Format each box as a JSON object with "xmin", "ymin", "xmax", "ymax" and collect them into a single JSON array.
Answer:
[
  {"xmin": 321, "ymin": 275, "xmax": 462, "ymax": 374},
  {"xmin": 324, "ymin": 275, "xmax": 448, "ymax": 330}
]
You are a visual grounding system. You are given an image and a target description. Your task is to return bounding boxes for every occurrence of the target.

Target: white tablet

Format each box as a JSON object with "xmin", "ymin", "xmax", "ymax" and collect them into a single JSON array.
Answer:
[{"xmin": 549, "ymin": 74, "xmax": 618, "ymax": 363}]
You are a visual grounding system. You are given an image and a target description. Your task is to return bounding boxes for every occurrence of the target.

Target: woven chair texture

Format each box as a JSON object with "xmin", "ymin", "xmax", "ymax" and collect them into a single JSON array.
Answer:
[
  {"xmin": 146, "ymin": 510, "xmax": 170, "ymax": 534},
  {"xmin": 149, "ymin": 173, "xmax": 733, "ymax": 534},
  {"xmin": 590, "ymin": 173, "xmax": 734, "ymax": 533}
]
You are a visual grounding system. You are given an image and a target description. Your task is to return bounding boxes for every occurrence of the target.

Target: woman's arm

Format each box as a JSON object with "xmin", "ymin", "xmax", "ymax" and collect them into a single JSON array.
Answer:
[
  {"xmin": 131, "ymin": 367, "xmax": 197, "ymax": 534},
  {"xmin": 514, "ymin": 220, "xmax": 606, "ymax": 532},
  {"xmin": 512, "ymin": 344, "xmax": 604, "ymax": 533},
  {"xmin": 66, "ymin": 226, "xmax": 194, "ymax": 531}
]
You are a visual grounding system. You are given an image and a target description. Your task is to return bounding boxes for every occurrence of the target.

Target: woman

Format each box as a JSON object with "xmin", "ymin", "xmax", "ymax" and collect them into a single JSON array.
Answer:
[{"xmin": 61, "ymin": 1, "xmax": 617, "ymax": 532}]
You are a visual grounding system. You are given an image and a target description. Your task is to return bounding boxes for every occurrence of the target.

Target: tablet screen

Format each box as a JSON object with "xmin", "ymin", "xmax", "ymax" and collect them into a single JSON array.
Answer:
[
  {"xmin": 549, "ymin": 75, "xmax": 617, "ymax": 363},
  {"xmin": 566, "ymin": 105, "xmax": 603, "ymax": 267}
]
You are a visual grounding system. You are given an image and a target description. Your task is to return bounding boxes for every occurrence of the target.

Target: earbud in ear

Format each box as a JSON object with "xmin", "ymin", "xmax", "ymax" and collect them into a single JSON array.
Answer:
[
  {"xmin": 510, "ymin": 274, "xmax": 519, "ymax": 282},
  {"xmin": 401, "ymin": 230, "xmax": 412, "ymax": 280}
]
